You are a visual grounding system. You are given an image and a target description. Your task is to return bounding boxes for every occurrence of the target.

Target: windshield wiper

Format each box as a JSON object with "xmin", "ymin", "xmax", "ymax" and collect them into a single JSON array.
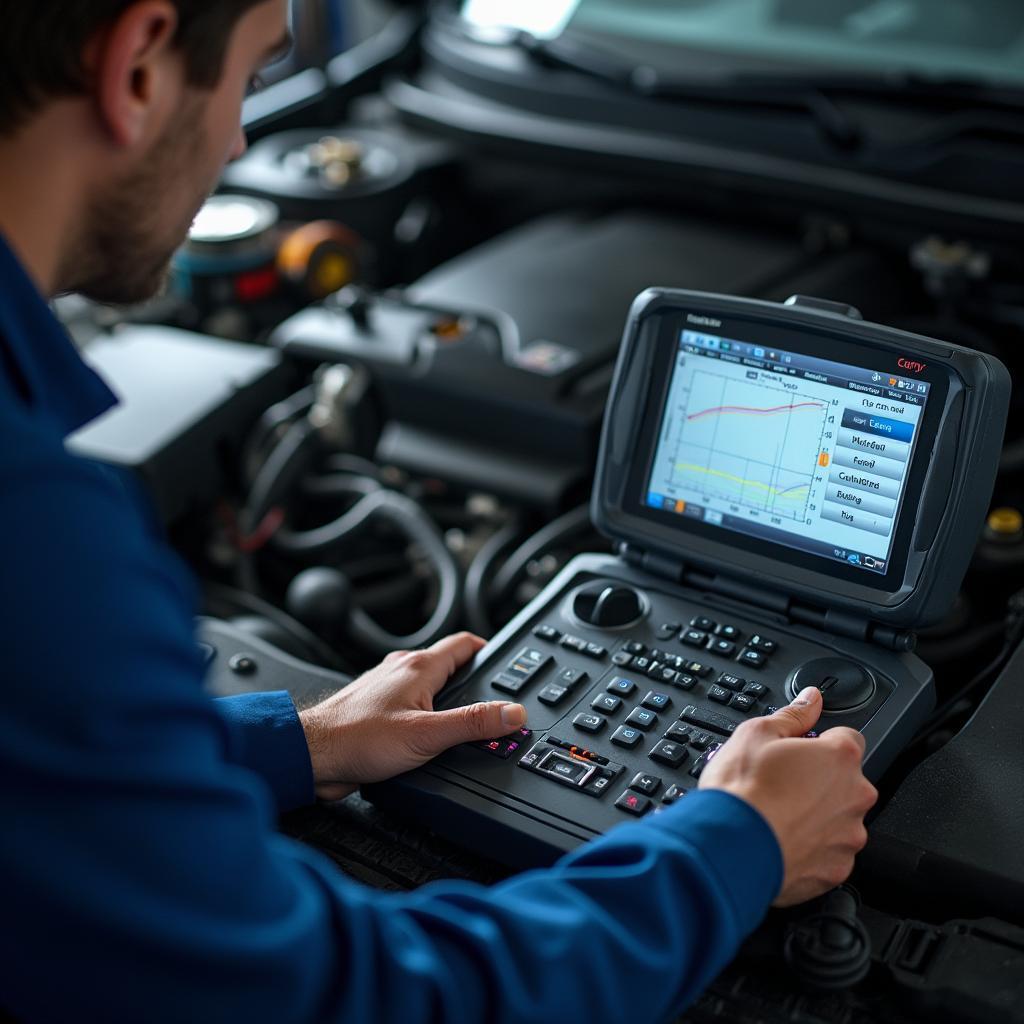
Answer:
[
  {"xmin": 511, "ymin": 32, "xmax": 864, "ymax": 150},
  {"xmin": 728, "ymin": 70, "xmax": 1024, "ymax": 112}
]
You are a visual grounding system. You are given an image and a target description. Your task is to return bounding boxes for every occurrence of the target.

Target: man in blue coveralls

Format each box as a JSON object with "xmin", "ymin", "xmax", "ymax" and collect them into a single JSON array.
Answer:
[{"xmin": 0, "ymin": 2, "xmax": 877, "ymax": 1021}]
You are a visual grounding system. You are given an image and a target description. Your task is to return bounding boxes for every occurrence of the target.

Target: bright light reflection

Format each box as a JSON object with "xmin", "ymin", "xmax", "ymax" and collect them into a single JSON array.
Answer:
[{"xmin": 461, "ymin": 0, "xmax": 581, "ymax": 39}]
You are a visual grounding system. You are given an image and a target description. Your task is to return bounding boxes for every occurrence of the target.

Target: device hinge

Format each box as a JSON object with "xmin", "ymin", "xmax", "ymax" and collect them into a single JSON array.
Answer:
[
  {"xmin": 619, "ymin": 543, "xmax": 685, "ymax": 583},
  {"xmin": 791, "ymin": 603, "xmax": 917, "ymax": 652}
]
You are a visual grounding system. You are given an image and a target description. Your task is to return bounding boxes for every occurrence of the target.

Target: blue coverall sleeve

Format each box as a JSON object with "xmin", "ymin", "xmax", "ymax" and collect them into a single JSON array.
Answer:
[{"xmin": 0, "ymin": 433, "xmax": 782, "ymax": 1024}]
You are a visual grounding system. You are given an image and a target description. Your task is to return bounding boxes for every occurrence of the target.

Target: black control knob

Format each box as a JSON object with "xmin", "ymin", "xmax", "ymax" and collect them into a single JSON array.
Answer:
[
  {"xmin": 572, "ymin": 583, "xmax": 646, "ymax": 628},
  {"xmin": 787, "ymin": 657, "xmax": 877, "ymax": 713}
]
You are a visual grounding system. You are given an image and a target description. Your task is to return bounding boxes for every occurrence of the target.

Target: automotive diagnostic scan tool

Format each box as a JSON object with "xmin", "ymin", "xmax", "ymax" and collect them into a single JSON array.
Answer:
[{"xmin": 368, "ymin": 290, "xmax": 1011, "ymax": 866}]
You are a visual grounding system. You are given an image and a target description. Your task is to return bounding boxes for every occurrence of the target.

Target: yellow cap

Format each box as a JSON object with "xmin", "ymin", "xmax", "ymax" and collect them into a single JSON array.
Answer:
[{"xmin": 987, "ymin": 507, "xmax": 1024, "ymax": 537}]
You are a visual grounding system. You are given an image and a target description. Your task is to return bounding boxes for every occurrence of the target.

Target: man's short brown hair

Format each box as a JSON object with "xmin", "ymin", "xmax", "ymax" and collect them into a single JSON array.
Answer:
[{"xmin": 0, "ymin": 1, "xmax": 269, "ymax": 135}]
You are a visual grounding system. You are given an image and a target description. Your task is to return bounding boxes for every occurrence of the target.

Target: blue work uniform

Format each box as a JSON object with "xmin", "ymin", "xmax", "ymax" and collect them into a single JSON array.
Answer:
[{"xmin": 0, "ymin": 233, "xmax": 783, "ymax": 1023}]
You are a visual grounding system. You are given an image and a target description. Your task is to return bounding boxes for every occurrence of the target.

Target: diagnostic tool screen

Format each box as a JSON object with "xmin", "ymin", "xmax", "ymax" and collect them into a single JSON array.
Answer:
[{"xmin": 645, "ymin": 329, "xmax": 931, "ymax": 576}]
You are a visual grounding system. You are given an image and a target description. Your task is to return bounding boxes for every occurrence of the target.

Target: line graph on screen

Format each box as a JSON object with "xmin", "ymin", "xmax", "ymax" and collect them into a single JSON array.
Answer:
[{"xmin": 667, "ymin": 369, "xmax": 829, "ymax": 521}]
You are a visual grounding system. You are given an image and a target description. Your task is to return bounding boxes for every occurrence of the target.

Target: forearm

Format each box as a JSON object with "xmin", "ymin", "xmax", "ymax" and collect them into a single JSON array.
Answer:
[{"xmin": 381, "ymin": 789, "xmax": 781, "ymax": 1023}]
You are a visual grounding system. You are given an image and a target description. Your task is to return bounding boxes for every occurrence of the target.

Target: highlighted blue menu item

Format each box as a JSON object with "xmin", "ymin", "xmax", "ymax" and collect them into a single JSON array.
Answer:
[{"xmin": 841, "ymin": 409, "xmax": 915, "ymax": 444}]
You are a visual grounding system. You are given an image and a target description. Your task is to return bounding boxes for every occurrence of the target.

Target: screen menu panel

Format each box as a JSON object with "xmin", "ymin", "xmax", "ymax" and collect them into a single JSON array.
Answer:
[{"xmin": 645, "ymin": 329, "xmax": 930, "ymax": 576}]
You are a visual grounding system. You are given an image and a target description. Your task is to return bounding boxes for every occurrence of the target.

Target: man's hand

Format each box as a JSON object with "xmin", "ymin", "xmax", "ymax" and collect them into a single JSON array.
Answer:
[
  {"xmin": 698, "ymin": 686, "xmax": 878, "ymax": 907},
  {"xmin": 299, "ymin": 632, "xmax": 527, "ymax": 801}
]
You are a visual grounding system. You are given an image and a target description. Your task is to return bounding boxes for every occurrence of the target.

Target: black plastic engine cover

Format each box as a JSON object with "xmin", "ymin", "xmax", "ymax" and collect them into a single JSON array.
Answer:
[{"xmin": 863, "ymin": 638, "xmax": 1024, "ymax": 922}]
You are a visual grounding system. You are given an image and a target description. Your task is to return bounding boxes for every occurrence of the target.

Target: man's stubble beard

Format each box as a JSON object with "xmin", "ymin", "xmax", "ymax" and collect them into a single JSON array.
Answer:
[{"xmin": 65, "ymin": 98, "xmax": 215, "ymax": 306}]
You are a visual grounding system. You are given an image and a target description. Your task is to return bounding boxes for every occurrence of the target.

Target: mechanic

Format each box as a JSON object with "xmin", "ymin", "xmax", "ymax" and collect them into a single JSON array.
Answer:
[{"xmin": 0, "ymin": 2, "xmax": 877, "ymax": 1021}]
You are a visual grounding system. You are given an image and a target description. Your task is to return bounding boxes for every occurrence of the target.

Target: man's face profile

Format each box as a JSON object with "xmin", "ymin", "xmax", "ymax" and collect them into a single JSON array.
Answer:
[{"xmin": 66, "ymin": 0, "xmax": 289, "ymax": 305}]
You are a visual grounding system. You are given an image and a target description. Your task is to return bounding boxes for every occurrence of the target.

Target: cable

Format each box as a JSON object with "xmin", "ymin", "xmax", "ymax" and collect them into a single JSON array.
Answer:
[
  {"xmin": 236, "ymin": 418, "xmax": 320, "ymax": 596},
  {"xmin": 463, "ymin": 518, "xmax": 524, "ymax": 638},
  {"xmin": 490, "ymin": 505, "xmax": 593, "ymax": 608},
  {"xmin": 300, "ymin": 473, "xmax": 382, "ymax": 500},
  {"xmin": 266, "ymin": 487, "xmax": 461, "ymax": 655},
  {"xmin": 244, "ymin": 418, "xmax": 320, "ymax": 528},
  {"xmin": 241, "ymin": 385, "xmax": 316, "ymax": 486},
  {"xmin": 295, "ymin": 489, "xmax": 462, "ymax": 655},
  {"xmin": 911, "ymin": 590, "xmax": 1024, "ymax": 744},
  {"xmin": 322, "ymin": 452, "xmax": 386, "ymax": 480},
  {"xmin": 238, "ymin": 403, "xmax": 463, "ymax": 656}
]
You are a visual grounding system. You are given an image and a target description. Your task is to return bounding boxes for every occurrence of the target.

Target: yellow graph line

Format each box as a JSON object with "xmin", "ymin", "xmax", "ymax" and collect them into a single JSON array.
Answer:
[{"xmin": 675, "ymin": 462, "xmax": 810, "ymax": 500}]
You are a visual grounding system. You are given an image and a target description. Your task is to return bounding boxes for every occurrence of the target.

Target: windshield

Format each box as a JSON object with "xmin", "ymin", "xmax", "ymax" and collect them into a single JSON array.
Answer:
[{"xmin": 460, "ymin": 0, "xmax": 1024, "ymax": 89}]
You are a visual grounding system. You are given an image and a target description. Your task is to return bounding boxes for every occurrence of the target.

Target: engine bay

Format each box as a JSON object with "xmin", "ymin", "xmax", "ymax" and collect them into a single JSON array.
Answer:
[{"xmin": 60, "ymin": 9, "xmax": 1024, "ymax": 1019}]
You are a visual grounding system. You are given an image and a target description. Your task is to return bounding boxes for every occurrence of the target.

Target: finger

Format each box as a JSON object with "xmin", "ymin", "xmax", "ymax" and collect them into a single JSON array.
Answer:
[
  {"xmin": 426, "ymin": 631, "xmax": 487, "ymax": 680},
  {"xmin": 391, "ymin": 633, "xmax": 487, "ymax": 695},
  {"xmin": 764, "ymin": 686, "xmax": 823, "ymax": 738},
  {"xmin": 820, "ymin": 725, "xmax": 866, "ymax": 758},
  {"xmin": 415, "ymin": 700, "xmax": 527, "ymax": 756}
]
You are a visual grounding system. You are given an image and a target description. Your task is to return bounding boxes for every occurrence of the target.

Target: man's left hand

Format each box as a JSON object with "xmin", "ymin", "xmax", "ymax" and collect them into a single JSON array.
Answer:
[{"xmin": 299, "ymin": 632, "xmax": 527, "ymax": 801}]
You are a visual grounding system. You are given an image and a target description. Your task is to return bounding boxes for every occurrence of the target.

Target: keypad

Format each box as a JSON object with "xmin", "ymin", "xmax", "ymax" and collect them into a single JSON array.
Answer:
[
  {"xmin": 536, "ymin": 663, "xmax": 589, "ymax": 706},
  {"xmin": 716, "ymin": 673, "xmax": 746, "ymax": 692},
  {"xmin": 738, "ymin": 648, "xmax": 768, "ymax": 670},
  {"xmin": 537, "ymin": 684, "xmax": 570, "ymax": 706},
  {"xmin": 491, "ymin": 648, "xmax": 551, "ymax": 695},
  {"xmin": 538, "ymin": 751, "xmax": 594, "ymax": 786},
  {"xmin": 730, "ymin": 693, "xmax": 756, "ymax": 713},
  {"xmin": 556, "ymin": 667, "xmax": 588, "ymax": 688},
  {"xmin": 532, "ymin": 624, "xmax": 561, "ymax": 642},
  {"xmin": 517, "ymin": 738, "xmax": 624, "ymax": 799},
  {"xmin": 680, "ymin": 705, "xmax": 736, "ymax": 736},
  {"xmin": 592, "ymin": 692, "xmax": 622, "ymax": 713},
  {"xmin": 663, "ymin": 722, "xmax": 692, "ymax": 744},
  {"xmin": 615, "ymin": 790, "xmax": 652, "ymax": 816},
  {"xmin": 473, "ymin": 727, "xmax": 533, "ymax": 759},
  {"xmin": 630, "ymin": 772, "xmax": 661, "ymax": 796},
  {"xmin": 649, "ymin": 739, "xmax": 689, "ymax": 769},
  {"xmin": 606, "ymin": 676, "xmax": 637, "ymax": 696},
  {"xmin": 641, "ymin": 690, "xmax": 671, "ymax": 711},
  {"xmin": 650, "ymin": 665, "xmax": 679, "ymax": 686},
  {"xmin": 688, "ymin": 731, "xmax": 714, "ymax": 750},
  {"xmin": 658, "ymin": 653, "xmax": 688, "ymax": 671},
  {"xmin": 611, "ymin": 725, "xmax": 643, "ymax": 748},
  {"xmin": 480, "ymin": 607, "xmax": 797, "ymax": 824},
  {"xmin": 625, "ymin": 707, "xmax": 659, "ymax": 731},
  {"xmin": 688, "ymin": 743, "xmax": 723, "ymax": 780}
]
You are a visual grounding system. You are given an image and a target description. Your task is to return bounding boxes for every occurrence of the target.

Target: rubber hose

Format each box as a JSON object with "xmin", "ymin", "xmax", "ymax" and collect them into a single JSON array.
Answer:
[
  {"xmin": 274, "ymin": 489, "xmax": 463, "ymax": 656},
  {"xmin": 463, "ymin": 519, "xmax": 524, "ymax": 638},
  {"xmin": 490, "ymin": 505, "xmax": 592, "ymax": 608}
]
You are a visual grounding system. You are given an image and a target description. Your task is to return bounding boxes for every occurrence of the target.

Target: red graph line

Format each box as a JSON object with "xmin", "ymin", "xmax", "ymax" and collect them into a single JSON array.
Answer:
[{"xmin": 687, "ymin": 401, "xmax": 825, "ymax": 422}]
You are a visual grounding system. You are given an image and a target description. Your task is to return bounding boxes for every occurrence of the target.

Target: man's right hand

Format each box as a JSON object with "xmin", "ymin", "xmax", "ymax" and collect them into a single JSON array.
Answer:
[{"xmin": 698, "ymin": 686, "xmax": 878, "ymax": 907}]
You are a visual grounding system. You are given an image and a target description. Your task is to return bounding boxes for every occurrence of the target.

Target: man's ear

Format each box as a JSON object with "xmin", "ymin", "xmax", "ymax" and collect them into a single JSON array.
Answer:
[{"xmin": 84, "ymin": 0, "xmax": 182, "ymax": 149}]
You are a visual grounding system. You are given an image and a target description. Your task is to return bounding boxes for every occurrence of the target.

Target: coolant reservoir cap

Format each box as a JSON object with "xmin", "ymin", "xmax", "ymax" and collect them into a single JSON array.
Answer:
[
  {"xmin": 187, "ymin": 195, "xmax": 279, "ymax": 251},
  {"xmin": 986, "ymin": 507, "xmax": 1024, "ymax": 542}
]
